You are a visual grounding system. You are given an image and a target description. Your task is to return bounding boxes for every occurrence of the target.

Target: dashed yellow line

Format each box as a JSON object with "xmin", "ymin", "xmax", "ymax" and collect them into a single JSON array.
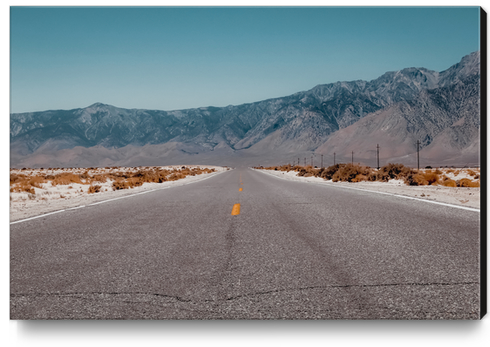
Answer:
[
  {"xmin": 239, "ymin": 188, "xmax": 243, "ymax": 192},
  {"xmin": 231, "ymin": 203, "xmax": 241, "ymax": 215}
]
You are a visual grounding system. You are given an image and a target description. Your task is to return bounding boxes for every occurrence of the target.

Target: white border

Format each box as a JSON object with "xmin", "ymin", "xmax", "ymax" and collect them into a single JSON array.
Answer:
[{"xmin": 4, "ymin": 2, "xmax": 488, "ymax": 347}]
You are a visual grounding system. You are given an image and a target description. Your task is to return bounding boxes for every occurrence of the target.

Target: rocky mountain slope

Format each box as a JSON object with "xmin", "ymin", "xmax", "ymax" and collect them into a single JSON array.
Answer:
[
  {"xmin": 315, "ymin": 73, "xmax": 480, "ymax": 167},
  {"xmin": 10, "ymin": 51, "xmax": 480, "ymax": 168}
]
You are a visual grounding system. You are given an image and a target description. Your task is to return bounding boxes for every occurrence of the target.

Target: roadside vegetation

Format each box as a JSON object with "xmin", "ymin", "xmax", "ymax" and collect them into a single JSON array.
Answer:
[
  {"xmin": 255, "ymin": 163, "xmax": 480, "ymax": 187},
  {"xmin": 10, "ymin": 166, "xmax": 216, "ymax": 195}
]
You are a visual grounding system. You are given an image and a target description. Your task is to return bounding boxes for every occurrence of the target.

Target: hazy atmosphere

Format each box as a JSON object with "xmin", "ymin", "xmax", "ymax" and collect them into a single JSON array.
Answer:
[{"xmin": 10, "ymin": 6, "xmax": 479, "ymax": 113}]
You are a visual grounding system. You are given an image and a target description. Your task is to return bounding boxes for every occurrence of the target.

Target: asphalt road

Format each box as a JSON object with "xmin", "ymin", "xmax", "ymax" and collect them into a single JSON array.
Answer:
[{"xmin": 10, "ymin": 168, "xmax": 481, "ymax": 319}]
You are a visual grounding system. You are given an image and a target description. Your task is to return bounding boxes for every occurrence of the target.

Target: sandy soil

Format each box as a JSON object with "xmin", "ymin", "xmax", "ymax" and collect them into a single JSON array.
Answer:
[
  {"xmin": 10, "ymin": 165, "xmax": 228, "ymax": 222},
  {"xmin": 257, "ymin": 168, "xmax": 480, "ymax": 209}
]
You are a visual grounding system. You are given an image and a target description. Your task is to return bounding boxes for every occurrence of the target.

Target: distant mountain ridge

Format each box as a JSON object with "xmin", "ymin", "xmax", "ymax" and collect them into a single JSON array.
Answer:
[{"xmin": 10, "ymin": 51, "xmax": 480, "ymax": 168}]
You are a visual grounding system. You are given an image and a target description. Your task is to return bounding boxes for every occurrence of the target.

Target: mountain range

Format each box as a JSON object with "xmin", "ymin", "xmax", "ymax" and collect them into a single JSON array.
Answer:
[{"xmin": 10, "ymin": 51, "xmax": 481, "ymax": 168}]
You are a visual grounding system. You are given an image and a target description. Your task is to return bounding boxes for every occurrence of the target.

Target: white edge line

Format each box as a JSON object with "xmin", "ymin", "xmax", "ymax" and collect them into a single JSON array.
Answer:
[
  {"xmin": 10, "ymin": 170, "xmax": 227, "ymax": 224},
  {"xmin": 66, "ymin": 205, "xmax": 85, "ymax": 210},
  {"xmin": 10, "ymin": 209, "xmax": 66, "ymax": 225},
  {"xmin": 254, "ymin": 169, "xmax": 480, "ymax": 213}
]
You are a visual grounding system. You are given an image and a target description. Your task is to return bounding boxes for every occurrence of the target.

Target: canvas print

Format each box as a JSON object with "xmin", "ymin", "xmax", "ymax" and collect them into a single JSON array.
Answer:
[{"xmin": 10, "ymin": 6, "xmax": 483, "ymax": 319}]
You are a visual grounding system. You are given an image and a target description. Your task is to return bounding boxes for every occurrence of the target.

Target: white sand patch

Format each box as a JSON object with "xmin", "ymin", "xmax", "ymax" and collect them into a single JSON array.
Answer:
[
  {"xmin": 10, "ymin": 165, "xmax": 229, "ymax": 222},
  {"xmin": 256, "ymin": 168, "xmax": 480, "ymax": 209}
]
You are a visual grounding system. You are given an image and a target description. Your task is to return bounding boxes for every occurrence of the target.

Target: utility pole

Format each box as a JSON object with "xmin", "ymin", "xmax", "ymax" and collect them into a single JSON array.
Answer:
[
  {"xmin": 351, "ymin": 151, "xmax": 354, "ymax": 165},
  {"xmin": 376, "ymin": 144, "xmax": 380, "ymax": 170},
  {"xmin": 321, "ymin": 154, "xmax": 323, "ymax": 169},
  {"xmin": 334, "ymin": 152, "xmax": 336, "ymax": 166},
  {"xmin": 311, "ymin": 155, "xmax": 313, "ymax": 167},
  {"xmin": 416, "ymin": 140, "xmax": 420, "ymax": 171}
]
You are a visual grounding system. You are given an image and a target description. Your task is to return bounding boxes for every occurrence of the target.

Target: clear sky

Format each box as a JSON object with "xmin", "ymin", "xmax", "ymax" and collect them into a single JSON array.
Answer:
[{"xmin": 10, "ymin": 6, "xmax": 480, "ymax": 113}]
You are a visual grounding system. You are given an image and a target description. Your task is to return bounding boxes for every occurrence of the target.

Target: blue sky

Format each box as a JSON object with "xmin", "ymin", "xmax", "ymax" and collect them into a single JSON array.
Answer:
[{"xmin": 10, "ymin": 6, "xmax": 480, "ymax": 113}]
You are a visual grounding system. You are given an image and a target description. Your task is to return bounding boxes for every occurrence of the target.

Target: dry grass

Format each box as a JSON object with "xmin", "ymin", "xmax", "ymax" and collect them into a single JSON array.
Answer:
[
  {"xmin": 10, "ymin": 166, "xmax": 217, "ymax": 194},
  {"xmin": 441, "ymin": 177, "xmax": 457, "ymax": 187},
  {"xmin": 51, "ymin": 173, "xmax": 84, "ymax": 186},
  {"xmin": 88, "ymin": 185, "xmax": 102, "ymax": 194},
  {"xmin": 458, "ymin": 178, "xmax": 480, "ymax": 187}
]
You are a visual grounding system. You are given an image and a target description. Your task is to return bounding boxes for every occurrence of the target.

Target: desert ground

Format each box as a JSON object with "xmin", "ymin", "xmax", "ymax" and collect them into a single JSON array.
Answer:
[
  {"xmin": 256, "ymin": 166, "xmax": 480, "ymax": 209},
  {"xmin": 10, "ymin": 165, "xmax": 228, "ymax": 222}
]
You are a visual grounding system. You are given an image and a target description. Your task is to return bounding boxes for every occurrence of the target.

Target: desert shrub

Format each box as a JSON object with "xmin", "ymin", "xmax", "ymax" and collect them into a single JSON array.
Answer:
[
  {"xmin": 331, "ymin": 164, "xmax": 372, "ymax": 182},
  {"xmin": 377, "ymin": 163, "xmax": 413, "ymax": 182},
  {"xmin": 352, "ymin": 174, "xmax": 368, "ymax": 182},
  {"xmin": 405, "ymin": 173, "xmax": 428, "ymax": 186},
  {"xmin": 423, "ymin": 171, "xmax": 440, "ymax": 185},
  {"xmin": 457, "ymin": 178, "xmax": 480, "ymax": 187},
  {"xmin": 127, "ymin": 177, "xmax": 144, "ymax": 188},
  {"xmin": 181, "ymin": 168, "xmax": 195, "ymax": 176},
  {"xmin": 441, "ymin": 178, "xmax": 457, "ymax": 187},
  {"xmin": 295, "ymin": 167, "xmax": 305, "ymax": 176},
  {"xmin": 425, "ymin": 166, "xmax": 432, "ymax": 169},
  {"xmin": 27, "ymin": 176, "xmax": 46, "ymax": 188},
  {"xmin": 10, "ymin": 173, "xmax": 25, "ymax": 184},
  {"xmin": 156, "ymin": 171, "xmax": 168, "ymax": 182},
  {"xmin": 112, "ymin": 179, "xmax": 130, "ymax": 190},
  {"xmin": 281, "ymin": 164, "xmax": 294, "ymax": 172},
  {"xmin": 320, "ymin": 164, "xmax": 345, "ymax": 180},
  {"xmin": 133, "ymin": 169, "xmax": 159, "ymax": 183},
  {"xmin": 51, "ymin": 173, "xmax": 84, "ymax": 186},
  {"xmin": 297, "ymin": 165, "xmax": 321, "ymax": 177},
  {"xmin": 367, "ymin": 171, "xmax": 378, "ymax": 181},
  {"xmin": 88, "ymin": 185, "xmax": 102, "ymax": 194},
  {"xmin": 167, "ymin": 173, "xmax": 185, "ymax": 181},
  {"xmin": 10, "ymin": 174, "xmax": 45, "ymax": 193},
  {"xmin": 404, "ymin": 171, "xmax": 440, "ymax": 186},
  {"xmin": 466, "ymin": 169, "xmax": 477, "ymax": 176},
  {"xmin": 91, "ymin": 174, "xmax": 108, "ymax": 183},
  {"xmin": 11, "ymin": 185, "xmax": 35, "ymax": 194}
]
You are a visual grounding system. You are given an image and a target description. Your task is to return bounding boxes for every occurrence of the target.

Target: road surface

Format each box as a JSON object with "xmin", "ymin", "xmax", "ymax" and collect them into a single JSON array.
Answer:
[{"xmin": 10, "ymin": 168, "xmax": 481, "ymax": 319}]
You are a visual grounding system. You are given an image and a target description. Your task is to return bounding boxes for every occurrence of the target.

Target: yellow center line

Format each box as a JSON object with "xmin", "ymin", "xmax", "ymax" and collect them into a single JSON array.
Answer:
[
  {"xmin": 231, "ymin": 203, "xmax": 241, "ymax": 215},
  {"xmin": 239, "ymin": 188, "xmax": 243, "ymax": 192}
]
